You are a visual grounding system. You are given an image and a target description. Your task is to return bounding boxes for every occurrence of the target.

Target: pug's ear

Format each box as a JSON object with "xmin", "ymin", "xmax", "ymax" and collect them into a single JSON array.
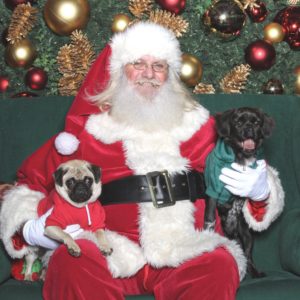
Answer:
[
  {"xmin": 53, "ymin": 167, "xmax": 67, "ymax": 187},
  {"xmin": 262, "ymin": 113, "xmax": 275, "ymax": 138},
  {"xmin": 88, "ymin": 164, "xmax": 101, "ymax": 183},
  {"xmin": 215, "ymin": 109, "xmax": 236, "ymax": 138}
]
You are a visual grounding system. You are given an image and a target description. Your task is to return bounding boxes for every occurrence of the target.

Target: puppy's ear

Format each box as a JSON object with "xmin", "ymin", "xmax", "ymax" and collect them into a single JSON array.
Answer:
[
  {"xmin": 53, "ymin": 167, "xmax": 66, "ymax": 187},
  {"xmin": 262, "ymin": 113, "xmax": 275, "ymax": 138},
  {"xmin": 215, "ymin": 109, "xmax": 235, "ymax": 138},
  {"xmin": 88, "ymin": 164, "xmax": 101, "ymax": 183}
]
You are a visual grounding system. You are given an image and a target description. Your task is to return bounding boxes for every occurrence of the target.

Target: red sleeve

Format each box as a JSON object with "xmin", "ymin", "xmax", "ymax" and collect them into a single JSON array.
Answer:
[
  {"xmin": 91, "ymin": 202, "xmax": 106, "ymax": 231},
  {"xmin": 180, "ymin": 116, "xmax": 217, "ymax": 172},
  {"xmin": 247, "ymin": 200, "xmax": 268, "ymax": 222}
]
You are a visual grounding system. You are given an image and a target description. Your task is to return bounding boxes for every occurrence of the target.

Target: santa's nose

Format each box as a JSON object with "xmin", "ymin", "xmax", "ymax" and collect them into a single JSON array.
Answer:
[{"xmin": 142, "ymin": 65, "xmax": 155, "ymax": 79}]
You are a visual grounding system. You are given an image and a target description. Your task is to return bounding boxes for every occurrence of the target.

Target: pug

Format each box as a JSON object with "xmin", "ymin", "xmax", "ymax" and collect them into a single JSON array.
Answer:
[
  {"xmin": 204, "ymin": 107, "xmax": 275, "ymax": 278},
  {"xmin": 44, "ymin": 159, "xmax": 112, "ymax": 257}
]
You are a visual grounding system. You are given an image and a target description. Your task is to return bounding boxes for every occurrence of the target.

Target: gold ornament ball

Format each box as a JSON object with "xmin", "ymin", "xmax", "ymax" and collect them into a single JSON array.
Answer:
[
  {"xmin": 263, "ymin": 23, "xmax": 285, "ymax": 44},
  {"xmin": 5, "ymin": 39, "xmax": 37, "ymax": 68},
  {"xmin": 296, "ymin": 76, "xmax": 300, "ymax": 95},
  {"xmin": 294, "ymin": 66, "xmax": 300, "ymax": 77},
  {"xmin": 180, "ymin": 53, "xmax": 203, "ymax": 87},
  {"xmin": 44, "ymin": 0, "xmax": 90, "ymax": 36},
  {"xmin": 111, "ymin": 14, "xmax": 131, "ymax": 33}
]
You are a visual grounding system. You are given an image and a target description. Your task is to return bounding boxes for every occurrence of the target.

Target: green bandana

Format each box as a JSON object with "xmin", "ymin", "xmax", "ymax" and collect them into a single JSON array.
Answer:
[{"xmin": 204, "ymin": 139, "xmax": 263, "ymax": 204}]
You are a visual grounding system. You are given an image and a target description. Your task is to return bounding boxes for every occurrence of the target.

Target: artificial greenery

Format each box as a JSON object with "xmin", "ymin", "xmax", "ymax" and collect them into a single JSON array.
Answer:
[{"xmin": 0, "ymin": 0, "xmax": 299, "ymax": 97}]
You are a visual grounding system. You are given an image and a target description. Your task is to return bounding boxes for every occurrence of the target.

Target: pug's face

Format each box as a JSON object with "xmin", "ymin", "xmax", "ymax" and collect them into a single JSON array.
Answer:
[
  {"xmin": 215, "ymin": 107, "xmax": 275, "ymax": 160},
  {"xmin": 54, "ymin": 160, "xmax": 102, "ymax": 208}
]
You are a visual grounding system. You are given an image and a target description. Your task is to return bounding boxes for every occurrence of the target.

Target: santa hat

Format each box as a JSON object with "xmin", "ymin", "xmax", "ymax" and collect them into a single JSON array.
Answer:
[
  {"xmin": 110, "ymin": 21, "xmax": 182, "ymax": 74},
  {"xmin": 55, "ymin": 22, "xmax": 182, "ymax": 155}
]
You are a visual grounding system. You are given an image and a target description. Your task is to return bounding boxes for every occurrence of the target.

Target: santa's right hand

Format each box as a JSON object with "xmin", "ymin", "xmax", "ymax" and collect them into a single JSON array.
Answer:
[{"xmin": 22, "ymin": 208, "xmax": 83, "ymax": 249}]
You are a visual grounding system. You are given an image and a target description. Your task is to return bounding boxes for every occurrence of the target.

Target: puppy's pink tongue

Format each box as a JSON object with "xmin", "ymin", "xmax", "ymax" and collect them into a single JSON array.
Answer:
[{"xmin": 243, "ymin": 139, "xmax": 255, "ymax": 150}]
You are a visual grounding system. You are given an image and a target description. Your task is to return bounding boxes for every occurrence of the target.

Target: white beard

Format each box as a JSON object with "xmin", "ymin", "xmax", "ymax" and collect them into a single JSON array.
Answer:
[{"xmin": 110, "ymin": 76, "xmax": 185, "ymax": 131}]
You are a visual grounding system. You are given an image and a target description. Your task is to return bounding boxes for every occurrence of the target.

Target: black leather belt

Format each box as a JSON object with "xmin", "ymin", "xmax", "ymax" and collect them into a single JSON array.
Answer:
[{"xmin": 100, "ymin": 170, "xmax": 206, "ymax": 208}]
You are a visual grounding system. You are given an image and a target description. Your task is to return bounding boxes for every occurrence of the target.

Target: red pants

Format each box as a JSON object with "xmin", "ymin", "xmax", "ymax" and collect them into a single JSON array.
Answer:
[{"xmin": 43, "ymin": 240, "xmax": 239, "ymax": 300}]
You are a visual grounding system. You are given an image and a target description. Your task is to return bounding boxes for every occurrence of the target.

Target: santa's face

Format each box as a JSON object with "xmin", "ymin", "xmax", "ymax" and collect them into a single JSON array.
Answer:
[{"xmin": 124, "ymin": 55, "xmax": 169, "ymax": 99}]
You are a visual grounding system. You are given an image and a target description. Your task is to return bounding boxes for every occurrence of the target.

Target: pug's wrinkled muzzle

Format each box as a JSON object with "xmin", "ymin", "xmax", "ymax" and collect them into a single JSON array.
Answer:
[{"xmin": 69, "ymin": 182, "xmax": 92, "ymax": 203}]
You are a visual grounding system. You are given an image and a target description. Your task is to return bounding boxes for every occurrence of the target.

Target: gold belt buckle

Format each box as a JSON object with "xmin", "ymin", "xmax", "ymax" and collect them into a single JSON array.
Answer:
[{"xmin": 146, "ymin": 170, "xmax": 176, "ymax": 208}]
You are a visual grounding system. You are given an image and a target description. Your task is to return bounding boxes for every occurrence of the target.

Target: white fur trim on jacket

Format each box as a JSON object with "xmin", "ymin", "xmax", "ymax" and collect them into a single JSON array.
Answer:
[
  {"xmin": 0, "ymin": 185, "xmax": 44, "ymax": 258},
  {"xmin": 110, "ymin": 22, "xmax": 182, "ymax": 74},
  {"xmin": 55, "ymin": 131, "xmax": 80, "ymax": 155},
  {"xmin": 243, "ymin": 165, "xmax": 285, "ymax": 231}
]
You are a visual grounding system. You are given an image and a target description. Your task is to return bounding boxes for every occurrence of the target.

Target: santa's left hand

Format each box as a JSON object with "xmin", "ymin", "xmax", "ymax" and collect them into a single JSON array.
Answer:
[{"xmin": 219, "ymin": 160, "xmax": 270, "ymax": 201}]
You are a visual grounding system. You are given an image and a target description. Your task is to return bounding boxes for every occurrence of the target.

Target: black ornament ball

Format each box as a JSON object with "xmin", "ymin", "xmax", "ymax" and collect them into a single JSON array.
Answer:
[{"xmin": 203, "ymin": 0, "xmax": 246, "ymax": 38}]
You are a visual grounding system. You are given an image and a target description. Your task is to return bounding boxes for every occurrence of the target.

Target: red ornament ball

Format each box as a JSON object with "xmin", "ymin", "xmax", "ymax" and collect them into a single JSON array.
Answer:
[
  {"xmin": 156, "ymin": 0, "xmax": 186, "ymax": 15},
  {"xmin": 274, "ymin": 6, "xmax": 300, "ymax": 51},
  {"xmin": 24, "ymin": 67, "xmax": 48, "ymax": 90},
  {"xmin": 0, "ymin": 76, "xmax": 9, "ymax": 93},
  {"xmin": 246, "ymin": 1, "xmax": 268, "ymax": 23},
  {"xmin": 11, "ymin": 91, "xmax": 38, "ymax": 98},
  {"xmin": 4, "ymin": 0, "xmax": 36, "ymax": 10},
  {"xmin": 244, "ymin": 39, "xmax": 276, "ymax": 71}
]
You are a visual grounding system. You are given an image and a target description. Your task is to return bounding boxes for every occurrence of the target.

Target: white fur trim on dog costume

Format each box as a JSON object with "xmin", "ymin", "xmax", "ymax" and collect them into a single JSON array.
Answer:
[
  {"xmin": 243, "ymin": 165, "xmax": 285, "ymax": 231},
  {"xmin": 110, "ymin": 22, "xmax": 182, "ymax": 74},
  {"xmin": 54, "ymin": 132, "xmax": 80, "ymax": 155},
  {"xmin": 0, "ymin": 185, "xmax": 44, "ymax": 258}
]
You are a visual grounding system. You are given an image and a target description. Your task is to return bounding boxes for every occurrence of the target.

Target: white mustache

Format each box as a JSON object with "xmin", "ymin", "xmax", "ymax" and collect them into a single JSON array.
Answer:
[{"xmin": 135, "ymin": 79, "xmax": 161, "ymax": 87}]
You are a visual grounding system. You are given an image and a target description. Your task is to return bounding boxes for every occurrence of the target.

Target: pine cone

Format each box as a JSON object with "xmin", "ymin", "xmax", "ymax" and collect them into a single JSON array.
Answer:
[
  {"xmin": 7, "ymin": 3, "xmax": 38, "ymax": 44},
  {"xmin": 129, "ymin": 0, "xmax": 153, "ymax": 18},
  {"xmin": 193, "ymin": 83, "xmax": 216, "ymax": 94},
  {"xmin": 220, "ymin": 64, "xmax": 251, "ymax": 94},
  {"xmin": 149, "ymin": 9, "xmax": 188, "ymax": 37}
]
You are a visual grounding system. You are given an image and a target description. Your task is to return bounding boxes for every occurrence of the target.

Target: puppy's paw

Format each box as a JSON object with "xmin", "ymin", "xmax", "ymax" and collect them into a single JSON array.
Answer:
[
  {"xmin": 100, "ymin": 246, "xmax": 113, "ymax": 256},
  {"xmin": 65, "ymin": 239, "xmax": 81, "ymax": 257}
]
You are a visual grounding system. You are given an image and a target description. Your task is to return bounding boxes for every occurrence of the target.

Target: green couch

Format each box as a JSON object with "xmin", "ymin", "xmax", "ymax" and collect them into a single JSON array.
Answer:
[{"xmin": 1, "ymin": 94, "xmax": 300, "ymax": 300}]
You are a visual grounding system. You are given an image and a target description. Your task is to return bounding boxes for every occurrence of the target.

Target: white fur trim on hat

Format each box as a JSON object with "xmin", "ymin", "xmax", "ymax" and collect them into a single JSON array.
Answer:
[
  {"xmin": 55, "ymin": 132, "xmax": 80, "ymax": 155},
  {"xmin": 110, "ymin": 21, "xmax": 182, "ymax": 74}
]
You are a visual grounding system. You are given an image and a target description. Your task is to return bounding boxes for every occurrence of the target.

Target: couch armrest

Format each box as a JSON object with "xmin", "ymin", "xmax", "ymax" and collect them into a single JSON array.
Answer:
[
  {"xmin": 0, "ymin": 241, "xmax": 11, "ymax": 284},
  {"xmin": 279, "ymin": 209, "xmax": 300, "ymax": 275}
]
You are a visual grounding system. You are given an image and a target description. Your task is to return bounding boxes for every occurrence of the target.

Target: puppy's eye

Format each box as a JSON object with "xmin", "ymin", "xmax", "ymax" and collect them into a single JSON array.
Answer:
[
  {"xmin": 66, "ymin": 178, "xmax": 76, "ymax": 189},
  {"xmin": 235, "ymin": 120, "xmax": 243, "ymax": 127},
  {"xmin": 84, "ymin": 176, "xmax": 93, "ymax": 187}
]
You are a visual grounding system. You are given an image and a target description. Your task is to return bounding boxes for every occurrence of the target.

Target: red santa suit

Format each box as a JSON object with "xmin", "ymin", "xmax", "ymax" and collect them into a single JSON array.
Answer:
[
  {"xmin": 44, "ymin": 190, "xmax": 105, "ymax": 231},
  {"xmin": 0, "ymin": 23, "xmax": 284, "ymax": 300}
]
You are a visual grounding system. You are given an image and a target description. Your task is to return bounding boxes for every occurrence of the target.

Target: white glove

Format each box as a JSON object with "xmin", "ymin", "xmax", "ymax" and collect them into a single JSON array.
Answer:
[
  {"xmin": 22, "ymin": 208, "xmax": 84, "ymax": 249},
  {"xmin": 219, "ymin": 159, "xmax": 270, "ymax": 201}
]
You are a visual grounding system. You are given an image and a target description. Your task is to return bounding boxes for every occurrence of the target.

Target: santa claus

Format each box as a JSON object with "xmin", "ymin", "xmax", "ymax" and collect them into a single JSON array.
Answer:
[{"xmin": 0, "ymin": 22, "xmax": 284, "ymax": 300}]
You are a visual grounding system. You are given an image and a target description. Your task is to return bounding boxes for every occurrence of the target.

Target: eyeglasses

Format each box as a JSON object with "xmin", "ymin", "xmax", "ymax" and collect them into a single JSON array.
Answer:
[{"xmin": 130, "ymin": 60, "xmax": 168, "ymax": 73}]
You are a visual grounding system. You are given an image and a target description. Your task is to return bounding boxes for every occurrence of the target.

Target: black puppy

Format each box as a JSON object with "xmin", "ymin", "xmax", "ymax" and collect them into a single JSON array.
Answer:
[{"xmin": 204, "ymin": 107, "xmax": 274, "ymax": 278}]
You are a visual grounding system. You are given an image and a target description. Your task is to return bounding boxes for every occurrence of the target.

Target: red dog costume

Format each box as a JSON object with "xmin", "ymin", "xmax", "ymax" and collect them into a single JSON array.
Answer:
[{"xmin": 0, "ymin": 22, "xmax": 284, "ymax": 300}]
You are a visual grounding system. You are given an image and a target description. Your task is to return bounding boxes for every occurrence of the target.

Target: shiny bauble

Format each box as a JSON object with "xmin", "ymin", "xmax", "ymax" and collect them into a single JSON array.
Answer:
[
  {"xmin": 294, "ymin": 66, "xmax": 300, "ymax": 77},
  {"xmin": 25, "ymin": 67, "xmax": 48, "ymax": 90},
  {"xmin": 263, "ymin": 23, "xmax": 285, "ymax": 44},
  {"xmin": 156, "ymin": 0, "xmax": 186, "ymax": 15},
  {"xmin": 0, "ymin": 76, "xmax": 9, "ymax": 93},
  {"xmin": 4, "ymin": 0, "xmax": 36, "ymax": 10},
  {"xmin": 274, "ymin": 6, "xmax": 300, "ymax": 51},
  {"xmin": 111, "ymin": 14, "xmax": 131, "ymax": 33},
  {"xmin": 246, "ymin": 1, "xmax": 268, "ymax": 23},
  {"xmin": 44, "ymin": 0, "xmax": 90, "ymax": 36},
  {"xmin": 244, "ymin": 40, "xmax": 276, "ymax": 71},
  {"xmin": 11, "ymin": 91, "xmax": 38, "ymax": 98},
  {"xmin": 262, "ymin": 79, "xmax": 284, "ymax": 94},
  {"xmin": 203, "ymin": 0, "xmax": 246, "ymax": 39},
  {"xmin": 5, "ymin": 39, "xmax": 37, "ymax": 68},
  {"xmin": 180, "ymin": 53, "xmax": 203, "ymax": 87}
]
